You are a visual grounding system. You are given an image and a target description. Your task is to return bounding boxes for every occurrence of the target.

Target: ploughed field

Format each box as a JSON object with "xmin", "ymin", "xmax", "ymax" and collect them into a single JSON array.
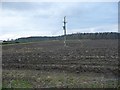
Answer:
[{"xmin": 2, "ymin": 40, "xmax": 119, "ymax": 88}]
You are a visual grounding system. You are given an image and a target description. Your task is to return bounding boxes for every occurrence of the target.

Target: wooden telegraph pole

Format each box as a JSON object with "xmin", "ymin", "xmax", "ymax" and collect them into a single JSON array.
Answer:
[{"xmin": 63, "ymin": 16, "xmax": 67, "ymax": 47}]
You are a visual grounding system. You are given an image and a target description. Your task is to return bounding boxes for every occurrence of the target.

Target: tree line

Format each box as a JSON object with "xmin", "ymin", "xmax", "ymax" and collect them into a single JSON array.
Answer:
[{"xmin": 2, "ymin": 32, "xmax": 120, "ymax": 44}]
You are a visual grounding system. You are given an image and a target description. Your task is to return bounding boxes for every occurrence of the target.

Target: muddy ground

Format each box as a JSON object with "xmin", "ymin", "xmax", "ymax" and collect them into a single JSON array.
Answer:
[{"xmin": 2, "ymin": 39, "xmax": 119, "ymax": 88}]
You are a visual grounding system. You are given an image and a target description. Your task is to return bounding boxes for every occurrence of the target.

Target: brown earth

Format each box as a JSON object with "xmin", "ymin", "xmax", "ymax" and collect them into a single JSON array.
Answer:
[{"xmin": 2, "ymin": 39, "xmax": 119, "ymax": 88}]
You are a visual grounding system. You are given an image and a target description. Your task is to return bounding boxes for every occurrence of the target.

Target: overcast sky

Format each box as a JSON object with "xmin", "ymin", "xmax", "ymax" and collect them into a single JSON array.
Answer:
[{"xmin": 0, "ymin": 2, "xmax": 118, "ymax": 40}]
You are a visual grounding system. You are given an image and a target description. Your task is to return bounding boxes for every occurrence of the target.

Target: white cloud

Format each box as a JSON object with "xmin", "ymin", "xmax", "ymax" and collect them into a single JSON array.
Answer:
[
  {"xmin": 68, "ymin": 24, "xmax": 118, "ymax": 34},
  {"xmin": 0, "ymin": 2, "xmax": 118, "ymax": 40},
  {"xmin": 1, "ymin": 24, "xmax": 117, "ymax": 40},
  {"xmin": 1, "ymin": 2, "xmax": 79, "ymax": 40},
  {"xmin": 1, "ymin": 0, "xmax": 119, "ymax": 2}
]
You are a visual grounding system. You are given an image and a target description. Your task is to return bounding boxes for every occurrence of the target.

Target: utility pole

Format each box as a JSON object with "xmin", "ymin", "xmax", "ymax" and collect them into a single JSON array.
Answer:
[{"xmin": 63, "ymin": 16, "xmax": 67, "ymax": 47}]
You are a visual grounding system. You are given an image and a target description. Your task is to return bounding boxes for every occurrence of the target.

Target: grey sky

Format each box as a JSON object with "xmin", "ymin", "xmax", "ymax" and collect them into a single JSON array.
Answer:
[{"xmin": 0, "ymin": 1, "xmax": 118, "ymax": 40}]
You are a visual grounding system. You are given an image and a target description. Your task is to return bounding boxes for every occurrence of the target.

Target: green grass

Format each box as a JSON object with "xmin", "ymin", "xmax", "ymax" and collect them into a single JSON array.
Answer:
[
  {"xmin": 2, "ymin": 70, "xmax": 118, "ymax": 88},
  {"xmin": 3, "ymin": 80, "xmax": 32, "ymax": 88}
]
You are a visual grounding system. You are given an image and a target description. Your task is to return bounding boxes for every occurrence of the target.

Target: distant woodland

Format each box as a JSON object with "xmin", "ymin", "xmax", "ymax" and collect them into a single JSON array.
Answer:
[{"xmin": 2, "ymin": 32, "xmax": 120, "ymax": 44}]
